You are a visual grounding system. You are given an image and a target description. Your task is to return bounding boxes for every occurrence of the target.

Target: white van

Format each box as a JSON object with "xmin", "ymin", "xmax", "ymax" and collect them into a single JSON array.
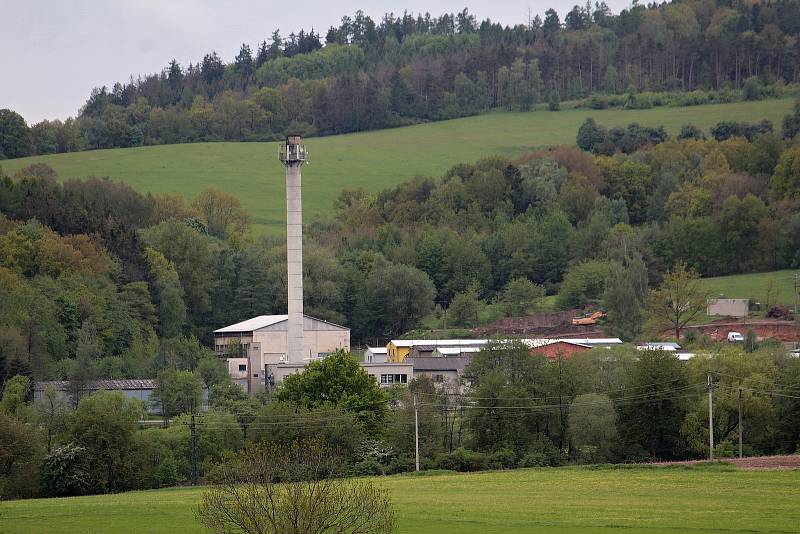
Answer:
[{"xmin": 727, "ymin": 332, "xmax": 745, "ymax": 343}]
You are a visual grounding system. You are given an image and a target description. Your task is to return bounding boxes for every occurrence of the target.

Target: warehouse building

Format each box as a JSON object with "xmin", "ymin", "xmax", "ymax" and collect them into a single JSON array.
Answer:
[{"xmin": 214, "ymin": 314, "xmax": 350, "ymax": 392}]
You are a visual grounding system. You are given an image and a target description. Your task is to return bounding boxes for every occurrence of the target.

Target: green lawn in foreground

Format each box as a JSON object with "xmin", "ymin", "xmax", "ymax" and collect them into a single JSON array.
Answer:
[
  {"xmin": 2, "ymin": 98, "xmax": 793, "ymax": 234},
  {"xmin": 1, "ymin": 465, "xmax": 799, "ymax": 533},
  {"xmin": 699, "ymin": 269, "xmax": 799, "ymax": 308}
]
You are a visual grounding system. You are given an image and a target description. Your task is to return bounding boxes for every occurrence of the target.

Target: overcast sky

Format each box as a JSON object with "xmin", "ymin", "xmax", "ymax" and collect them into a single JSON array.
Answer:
[{"xmin": 1, "ymin": 0, "xmax": 632, "ymax": 124}]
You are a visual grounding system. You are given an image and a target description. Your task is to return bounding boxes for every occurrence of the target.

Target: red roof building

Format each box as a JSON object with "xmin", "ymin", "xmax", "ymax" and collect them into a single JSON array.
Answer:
[{"xmin": 528, "ymin": 340, "xmax": 592, "ymax": 360}]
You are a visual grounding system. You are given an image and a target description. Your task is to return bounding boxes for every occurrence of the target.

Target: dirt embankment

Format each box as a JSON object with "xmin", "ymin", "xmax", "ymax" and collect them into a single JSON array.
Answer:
[
  {"xmin": 681, "ymin": 319, "xmax": 799, "ymax": 342},
  {"xmin": 473, "ymin": 310, "xmax": 604, "ymax": 338},
  {"xmin": 652, "ymin": 455, "xmax": 800, "ymax": 470}
]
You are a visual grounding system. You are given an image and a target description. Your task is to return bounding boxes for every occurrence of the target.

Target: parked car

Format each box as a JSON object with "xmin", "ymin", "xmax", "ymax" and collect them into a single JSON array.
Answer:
[{"xmin": 727, "ymin": 331, "xmax": 745, "ymax": 343}]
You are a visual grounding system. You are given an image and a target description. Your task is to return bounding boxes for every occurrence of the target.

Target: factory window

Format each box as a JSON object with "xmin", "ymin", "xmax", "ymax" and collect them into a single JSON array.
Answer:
[
  {"xmin": 380, "ymin": 374, "xmax": 408, "ymax": 385},
  {"xmin": 238, "ymin": 364, "xmax": 247, "ymax": 372}
]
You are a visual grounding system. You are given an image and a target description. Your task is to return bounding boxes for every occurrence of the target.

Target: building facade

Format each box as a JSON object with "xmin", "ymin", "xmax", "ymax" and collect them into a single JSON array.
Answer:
[
  {"xmin": 214, "ymin": 315, "xmax": 350, "ymax": 393},
  {"xmin": 707, "ymin": 298, "xmax": 750, "ymax": 317},
  {"xmin": 265, "ymin": 361, "xmax": 414, "ymax": 390}
]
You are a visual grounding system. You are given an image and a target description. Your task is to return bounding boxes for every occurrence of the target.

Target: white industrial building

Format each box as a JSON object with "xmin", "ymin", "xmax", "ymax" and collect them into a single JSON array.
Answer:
[{"xmin": 214, "ymin": 314, "xmax": 350, "ymax": 392}]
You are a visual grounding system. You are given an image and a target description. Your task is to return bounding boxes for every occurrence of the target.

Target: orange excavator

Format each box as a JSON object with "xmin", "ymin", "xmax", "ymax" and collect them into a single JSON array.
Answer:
[{"xmin": 572, "ymin": 311, "xmax": 606, "ymax": 326}]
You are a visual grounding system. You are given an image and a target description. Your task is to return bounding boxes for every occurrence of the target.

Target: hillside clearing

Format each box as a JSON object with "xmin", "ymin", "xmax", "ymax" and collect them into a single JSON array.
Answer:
[
  {"xmin": 1, "ymin": 465, "xmax": 798, "ymax": 533},
  {"xmin": 2, "ymin": 98, "xmax": 793, "ymax": 235},
  {"xmin": 698, "ymin": 269, "xmax": 799, "ymax": 308}
]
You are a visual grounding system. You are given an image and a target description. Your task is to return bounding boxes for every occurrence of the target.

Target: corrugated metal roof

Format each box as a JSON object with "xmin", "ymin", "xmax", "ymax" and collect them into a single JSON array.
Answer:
[
  {"xmin": 434, "ymin": 347, "xmax": 483, "ymax": 355},
  {"xmin": 366, "ymin": 347, "xmax": 388, "ymax": 354},
  {"xmin": 214, "ymin": 315, "xmax": 288, "ymax": 333},
  {"xmin": 390, "ymin": 337, "xmax": 621, "ymax": 348},
  {"xmin": 214, "ymin": 314, "xmax": 348, "ymax": 333},
  {"xmin": 522, "ymin": 339, "xmax": 592, "ymax": 349},
  {"xmin": 390, "ymin": 339, "xmax": 488, "ymax": 348},
  {"xmin": 34, "ymin": 379, "xmax": 157, "ymax": 391},
  {"xmin": 408, "ymin": 356, "xmax": 471, "ymax": 372},
  {"xmin": 636, "ymin": 342, "xmax": 682, "ymax": 351}
]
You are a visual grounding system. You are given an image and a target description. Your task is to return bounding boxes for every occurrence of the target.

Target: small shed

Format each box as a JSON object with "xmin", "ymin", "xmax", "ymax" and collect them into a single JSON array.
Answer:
[
  {"xmin": 707, "ymin": 299, "xmax": 749, "ymax": 317},
  {"xmin": 364, "ymin": 347, "xmax": 388, "ymax": 363}
]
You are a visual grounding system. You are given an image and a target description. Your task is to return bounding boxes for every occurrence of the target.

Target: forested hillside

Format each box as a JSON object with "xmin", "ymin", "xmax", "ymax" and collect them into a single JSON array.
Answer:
[
  {"xmin": 2, "ymin": 0, "xmax": 800, "ymax": 158},
  {"xmin": 2, "ymin": 101, "xmax": 799, "ymax": 384}
]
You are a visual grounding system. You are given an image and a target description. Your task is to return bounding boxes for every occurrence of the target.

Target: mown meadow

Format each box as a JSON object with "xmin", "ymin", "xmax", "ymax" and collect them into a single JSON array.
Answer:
[
  {"xmin": 3, "ymin": 98, "xmax": 794, "ymax": 234},
  {"xmin": 1, "ymin": 465, "xmax": 798, "ymax": 533}
]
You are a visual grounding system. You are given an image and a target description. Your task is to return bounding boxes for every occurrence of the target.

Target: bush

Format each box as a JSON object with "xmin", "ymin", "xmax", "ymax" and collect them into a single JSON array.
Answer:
[
  {"xmin": 625, "ymin": 95, "xmax": 652, "ymax": 109},
  {"xmin": 743, "ymin": 77, "xmax": 762, "ymax": 101},
  {"xmin": 711, "ymin": 120, "xmax": 773, "ymax": 142},
  {"xmin": 588, "ymin": 95, "xmax": 609, "ymax": 109},
  {"xmin": 518, "ymin": 437, "xmax": 562, "ymax": 467},
  {"xmin": 40, "ymin": 442, "xmax": 91, "ymax": 497},
  {"xmin": 154, "ymin": 456, "xmax": 179, "ymax": 487},
  {"xmin": 488, "ymin": 448, "xmax": 517, "ymax": 470},
  {"xmin": 386, "ymin": 454, "xmax": 415, "ymax": 475},
  {"xmin": 350, "ymin": 459, "xmax": 385, "ymax": 476},
  {"xmin": 435, "ymin": 448, "xmax": 488, "ymax": 472},
  {"xmin": 678, "ymin": 124, "xmax": 705, "ymax": 140},
  {"xmin": 714, "ymin": 440, "xmax": 737, "ymax": 458},
  {"xmin": 548, "ymin": 91, "xmax": 561, "ymax": 111}
]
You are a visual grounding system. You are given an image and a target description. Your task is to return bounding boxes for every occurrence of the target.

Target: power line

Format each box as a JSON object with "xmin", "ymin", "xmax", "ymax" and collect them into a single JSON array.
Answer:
[{"xmin": 418, "ymin": 376, "xmax": 695, "ymax": 402}]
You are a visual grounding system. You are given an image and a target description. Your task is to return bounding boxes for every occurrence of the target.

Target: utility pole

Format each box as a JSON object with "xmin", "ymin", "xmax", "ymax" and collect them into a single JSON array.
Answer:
[
  {"xmin": 190, "ymin": 413, "xmax": 198, "ymax": 486},
  {"xmin": 414, "ymin": 393, "xmax": 420, "ymax": 472},
  {"xmin": 707, "ymin": 373, "xmax": 715, "ymax": 461},
  {"xmin": 794, "ymin": 273, "xmax": 799, "ymax": 316},
  {"xmin": 738, "ymin": 387, "xmax": 743, "ymax": 459}
]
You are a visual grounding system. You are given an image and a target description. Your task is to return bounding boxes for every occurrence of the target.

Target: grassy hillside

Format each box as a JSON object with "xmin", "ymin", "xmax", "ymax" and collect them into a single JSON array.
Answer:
[
  {"xmin": 1, "ymin": 465, "xmax": 798, "ymax": 533},
  {"xmin": 2, "ymin": 99, "xmax": 794, "ymax": 234},
  {"xmin": 699, "ymin": 270, "xmax": 798, "ymax": 308}
]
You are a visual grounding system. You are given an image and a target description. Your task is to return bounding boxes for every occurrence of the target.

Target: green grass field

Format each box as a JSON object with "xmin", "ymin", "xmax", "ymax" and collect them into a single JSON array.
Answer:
[
  {"xmin": 0, "ymin": 465, "xmax": 798, "ymax": 533},
  {"xmin": 2, "ymin": 99, "xmax": 793, "ymax": 234},
  {"xmin": 699, "ymin": 270, "xmax": 799, "ymax": 308}
]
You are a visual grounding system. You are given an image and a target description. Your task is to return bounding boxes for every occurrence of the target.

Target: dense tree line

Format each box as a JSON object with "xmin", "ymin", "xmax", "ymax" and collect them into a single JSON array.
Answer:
[
  {"xmin": 2, "ymin": 104, "xmax": 799, "ymax": 382},
  {"xmin": 2, "ymin": 0, "xmax": 800, "ymax": 157},
  {"xmin": 3, "ymin": 341, "xmax": 800, "ymax": 500}
]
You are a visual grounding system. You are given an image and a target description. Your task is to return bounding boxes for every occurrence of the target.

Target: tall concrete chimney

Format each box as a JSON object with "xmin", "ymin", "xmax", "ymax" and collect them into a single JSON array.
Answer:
[{"xmin": 279, "ymin": 135, "xmax": 307, "ymax": 363}]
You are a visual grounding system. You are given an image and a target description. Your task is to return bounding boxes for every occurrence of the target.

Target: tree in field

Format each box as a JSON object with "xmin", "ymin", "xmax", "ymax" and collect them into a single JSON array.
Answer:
[
  {"xmin": 0, "ymin": 411, "xmax": 42, "ymax": 499},
  {"xmin": 568, "ymin": 393, "xmax": 618, "ymax": 462},
  {"xmin": 576, "ymin": 118, "xmax": 608, "ymax": 152},
  {"xmin": 464, "ymin": 341, "xmax": 554, "ymax": 457},
  {"xmin": 196, "ymin": 440, "xmax": 396, "ymax": 534},
  {"xmin": 144, "ymin": 247, "xmax": 187, "ymax": 338},
  {"xmin": 196, "ymin": 356, "xmax": 229, "ymax": 389},
  {"xmin": 355, "ymin": 261, "xmax": 436, "ymax": 338},
  {"xmin": 151, "ymin": 369, "xmax": 203, "ymax": 421},
  {"xmin": 448, "ymin": 285, "xmax": 482, "ymax": 327},
  {"xmin": 617, "ymin": 350, "xmax": 689, "ymax": 460},
  {"xmin": 35, "ymin": 384, "xmax": 71, "ymax": 452},
  {"xmin": 275, "ymin": 350, "xmax": 388, "ymax": 436},
  {"xmin": 548, "ymin": 90, "xmax": 560, "ymax": 111},
  {"xmin": 71, "ymin": 391, "xmax": 143, "ymax": 492},
  {"xmin": 647, "ymin": 262, "xmax": 708, "ymax": 340},
  {"xmin": 40, "ymin": 442, "xmax": 90, "ymax": 497},
  {"xmin": 498, "ymin": 277, "xmax": 545, "ymax": 317},
  {"xmin": 602, "ymin": 254, "xmax": 648, "ymax": 341},
  {"xmin": 681, "ymin": 347, "xmax": 777, "ymax": 457},
  {"xmin": 191, "ymin": 187, "xmax": 251, "ymax": 240},
  {"xmin": 0, "ymin": 109, "xmax": 32, "ymax": 159},
  {"xmin": 0, "ymin": 374, "xmax": 31, "ymax": 417},
  {"xmin": 771, "ymin": 147, "xmax": 800, "ymax": 200},
  {"xmin": 781, "ymin": 98, "xmax": 800, "ymax": 140}
]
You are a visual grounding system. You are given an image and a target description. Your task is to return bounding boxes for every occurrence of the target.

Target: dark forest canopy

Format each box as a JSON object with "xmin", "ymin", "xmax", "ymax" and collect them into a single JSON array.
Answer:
[{"xmin": 3, "ymin": 0, "xmax": 800, "ymax": 158}]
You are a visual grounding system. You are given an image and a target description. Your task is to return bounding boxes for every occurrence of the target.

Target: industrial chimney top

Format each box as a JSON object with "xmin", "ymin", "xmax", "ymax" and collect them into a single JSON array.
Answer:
[{"xmin": 279, "ymin": 135, "xmax": 308, "ymax": 165}]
